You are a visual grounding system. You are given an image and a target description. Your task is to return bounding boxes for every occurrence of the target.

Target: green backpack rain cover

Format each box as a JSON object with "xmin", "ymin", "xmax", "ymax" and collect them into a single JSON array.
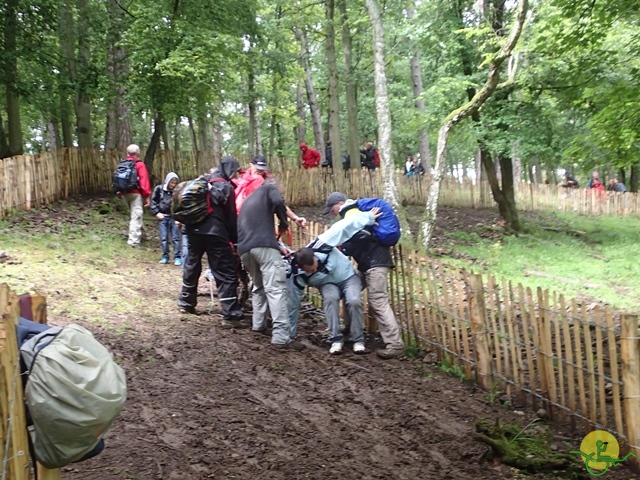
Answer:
[{"xmin": 20, "ymin": 324, "xmax": 127, "ymax": 469}]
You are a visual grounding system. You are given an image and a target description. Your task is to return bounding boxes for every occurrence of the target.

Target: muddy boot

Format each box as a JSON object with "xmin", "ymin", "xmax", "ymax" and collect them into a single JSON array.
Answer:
[
  {"xmin": 270, "ymin": 341, "xmax": 306, "ymax": 352},
  {"xmin": 376, "ymin": 346, "xmax": 405, "ymax": 359}
]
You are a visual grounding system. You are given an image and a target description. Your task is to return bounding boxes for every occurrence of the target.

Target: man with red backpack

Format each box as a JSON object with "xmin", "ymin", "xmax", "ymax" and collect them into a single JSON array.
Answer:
[
  {"xmin": 300, "ymin": 143, "xmax": 321, "ymax": 169},
  {"xmin": 360, "ymin": 142, "xmax": 380, "ymax": 171}
]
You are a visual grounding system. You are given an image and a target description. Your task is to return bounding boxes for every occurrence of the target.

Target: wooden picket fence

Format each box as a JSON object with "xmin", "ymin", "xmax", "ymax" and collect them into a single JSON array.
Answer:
[
  {"xmin": 292, "ymin": 222, "xmax": 640, "ymax": 467},
  {"xmin": 0, "ymin": 286, "xmax": 60, "ymax": 479},
  {"xmin": 2, "ymin": 148, "xmax": 639, "ymax": 219}
]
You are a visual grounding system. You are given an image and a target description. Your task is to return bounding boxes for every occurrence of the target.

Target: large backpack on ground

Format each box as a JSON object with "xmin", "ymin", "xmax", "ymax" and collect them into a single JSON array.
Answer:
[
  {"xmin": 112, "ymin": 159, "xmax": 139, "ymax": 193},
  {"xmin": 19, "ymin": 322, "xmax": 127, "ymax": 469},
  {"xmin": 171, "ymin": 175, "xmax": 227, "ymax": 225},
  {"xmin": 343, "ymin": 198, "xmax": 401, "ymax": 247}
]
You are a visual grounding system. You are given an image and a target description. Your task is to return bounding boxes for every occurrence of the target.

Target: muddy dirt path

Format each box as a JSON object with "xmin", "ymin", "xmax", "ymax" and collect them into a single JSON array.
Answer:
[{"xmin": 1, "ymin": 196, "xmax": 627, "ymax": 479}]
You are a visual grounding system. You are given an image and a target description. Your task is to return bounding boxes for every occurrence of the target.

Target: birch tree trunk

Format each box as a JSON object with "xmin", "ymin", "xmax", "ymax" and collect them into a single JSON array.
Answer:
[
  {"xmin": 339, "ymin": 0, "xmax": 360, "ymax": 170},
  {"xmin": 421, "ymin": 0, "xmax": 528, "ymax": 247},
  {"xmin": 406, "ymin": 7, "xmax": 430, "ymax": 171},
  {"xmin": 296, "ymin": 28, "xmax": 325, "ymax": 160},
  {"xmin": 326, "ymin": 0, "xmax": 342, "ymax": 171},
  {"xmin": 46, "ymin": 120, "xmax": 61, "ymax": 151},
  {"xmin": 364, "ymin": 0, "xmax": 401, "ymax": 208}
]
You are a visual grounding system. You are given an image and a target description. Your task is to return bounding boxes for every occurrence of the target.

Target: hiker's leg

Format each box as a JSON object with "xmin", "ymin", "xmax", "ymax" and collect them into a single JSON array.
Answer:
[
  {"xmin": 125, "ymin": 193, "xmax": 143, "ymax": 246},
  {"xmin": 254, "ymin": 247, "xmax": 290, "ymax": 345},
  {"xmin": 169, "ymin": 218, "xmax": 181, "ymax": 259},
  {"xmin": 343, "ymin": 274, "xmax": 364, "ymax": 343},
  {"xmin": 365, "ymin": 267, "xmax": 403, "ymax": 349},
  {"xmin": 319, "ymin": 283, "xmax": 342, "ymax": 344},
  {"xmin": 181, "ymin": 234, "xmax": 188, "ymax": 269},
  {"xmin": 287, "ymin": 276, "xmax": 303, "ymax": 338},
  {"xmin": 158, "ymin": 217, "xmax": 169, "ymax": 259},
  {"xmin": 178, "ymin": 234, "xmax": 204, "ymax": 309},
  {"xmin": 206, "ymin": 237, "xmax": 242, "ymax": 319},
  {"xmin": 241, "ymin": 250, "xmax": 267, "ymax": 331}
]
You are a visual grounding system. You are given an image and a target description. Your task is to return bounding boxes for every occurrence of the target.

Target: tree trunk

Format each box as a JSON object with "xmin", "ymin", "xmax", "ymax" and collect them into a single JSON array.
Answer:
[
  {"xmin": 173, "ymin": 117, "xmax": 180, "ymax": 152},
  {"xmin": 407, "ymin": 7, "xmax": 431, "ymax": 171},
  {"xmin": 421, "ymin": 0, "xmax": 528, "ymax": 247},
  {"xmin": 74, "ymin": 0, "xmax": 93, "ymax": 148},
  {"xmin": 630, "ymin": 164, "xmax": 639, "ymax": 193},
  {"xmin": 534, "ymin": 156, "xmax": 542, "ymax": 184},
  {"xmin": 144, "ymin": 113, "xmax": 164, "ymax": 182},
  {"xmin": 46, "ymin": 120, "xmax": 61, "ymax": 151},
  {"xmin": 295, "ymin": 82, "xmax": 306, "ymax": 145},
  {"xmin": 3, "ymin": 0, "xmax": 23, "ymax": 156},
  {"xmin": 0, "ymin": 113, "xmax": 9, "ymax": 158},
  {"xmin": 197, "ymin": 115, "xmax": 208, "ymax": 152},
  {"xmin": 161, "ymin": 120, "xmax": 170, "ymax": 150},
  {"xmin": 619, "ymin": 167, "xmax": 626, "ymax": 186},
  {"xmin": 365, "ymin": 0, "xmax": 402, "ymax": 210},
  {"xmin": 339, "ymin": 0, "xmax": 360, "ymax": 171},
  {"xmin": 187, "ymin": 116, "xmax": 198, "ymax": 150},
  {"xmin": 296, "ymin": 28, "xmax": 325, "ymax": 159},
  {"xmin": 105, "ymin": 103, "xmax": 117, "ymax": 150},
  {"xmin": 107, "ymin": 0, "xmax": 131, "ymax": 152},
  {"xmin": 269, "ymin": 114, "xmax": 276, "ymax": 162},
  {"xmin": 247, "ymin": 71, "xmax": 257, "ymax": 157},
  {"xmin": 212, "ymin": 119, "xmax": 222, "ymax": 163},
  {"xmin": 59, "ymin": 96, "xmax": 73, "ymax": 148},
  {"xmin": 326, "ymin": 0, "xmax": 342, "ymax": 171},
  {"xmin": 512, "ymin": 152, "xmax": 522, "ymax": 185},
  {"xmin": 488, "ymin": 154, "xmax": 521, "ymax": 231}
]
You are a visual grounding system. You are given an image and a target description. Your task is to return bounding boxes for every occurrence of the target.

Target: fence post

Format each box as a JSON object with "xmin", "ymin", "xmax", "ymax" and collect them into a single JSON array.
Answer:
[
  {"xmin": 467, "ymin": 273, "xmax": 492, "ymax": 390},
  {"xmin": 621, "ymin": 313, "xmax": 640, "ymax": 467}
]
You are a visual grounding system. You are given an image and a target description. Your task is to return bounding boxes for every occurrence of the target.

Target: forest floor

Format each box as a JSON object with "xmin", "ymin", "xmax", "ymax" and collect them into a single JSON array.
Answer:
[{"xmin": 0, "ymin": 195, "xmax": 634, "ymax": 480}]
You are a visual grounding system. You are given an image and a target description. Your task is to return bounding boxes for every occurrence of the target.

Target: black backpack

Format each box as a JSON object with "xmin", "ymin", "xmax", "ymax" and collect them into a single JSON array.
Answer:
[{"xmin": 112, "ymin": 159, "xmax": 139, "ymax": 193}]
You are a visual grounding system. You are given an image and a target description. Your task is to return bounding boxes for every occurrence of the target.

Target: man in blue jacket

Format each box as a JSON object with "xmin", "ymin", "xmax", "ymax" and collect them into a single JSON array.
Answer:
[{"xmin": 321, "ymin": 192, "xmax": 405, "ymax": 359}]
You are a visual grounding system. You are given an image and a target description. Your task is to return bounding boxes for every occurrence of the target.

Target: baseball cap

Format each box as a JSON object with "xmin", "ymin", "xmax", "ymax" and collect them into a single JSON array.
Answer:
[
  {"xmin": 322, "ymin": 192, "xmax": 347, "ymax": 215},
  {"xmin": 251, "ymin": 155, "xmax": 269, "ymax": 171}
]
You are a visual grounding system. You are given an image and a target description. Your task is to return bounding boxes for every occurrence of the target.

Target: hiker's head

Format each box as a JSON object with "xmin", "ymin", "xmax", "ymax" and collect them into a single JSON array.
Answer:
[
  {"xmin": 364, "ymin": 142, "xmax": 373, "ymax": 150},
  {"xmin": 294, "ymin": 247, "xmax": 318, "ymax": 273},
  {"xmin": 126, "ymin": 144, "xmax": 140, "ymax": 158},
  {"xmin": 591, "ymin": 171, "xmax": 600, "ymax": 180},
  {"xmin": 249, "ymin": 155, "xmax": 269, "ymax": 177},
  {"xmin": 322, "ymin": 192, "xmax": 347, "ymax": 216},
  {"xmin": 300, "ymin": 143, "xmax": 308, "ymax": 152},
  {"xmin": 164, "ymin": 172, "xmax": 179, "ymax": 190},
  {"xmin": 219, "ymin": 156, "xmax": 240, "ymax": 180}
]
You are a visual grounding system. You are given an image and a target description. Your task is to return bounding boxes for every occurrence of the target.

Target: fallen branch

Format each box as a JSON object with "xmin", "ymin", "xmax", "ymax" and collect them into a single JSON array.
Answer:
[{"xmin": 524, "ymin": 270, "xmax": 600, "ymax": 289}]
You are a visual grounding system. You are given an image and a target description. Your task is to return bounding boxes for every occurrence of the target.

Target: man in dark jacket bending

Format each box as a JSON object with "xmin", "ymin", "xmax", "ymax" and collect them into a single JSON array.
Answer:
[
  {"xmin": 237, "ymin": 179, "xmax": 305, "ymax": 351},
  {"xmin": 178, "ymin": 156, "xmax": 244, "ymax": 325}
]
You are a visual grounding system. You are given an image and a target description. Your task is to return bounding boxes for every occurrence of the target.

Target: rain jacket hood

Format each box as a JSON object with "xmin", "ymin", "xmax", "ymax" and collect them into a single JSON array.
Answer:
[
  {"xmin": 300, "ymin": 143, "xmax": 308, "ymax": 151},
  {"xmin": 212, "ymin": 156, "xmax": 240, "ymax": 181},
  {"xmin": 163, "ymin": 172, "xmax": 179, "ymax": 191}
]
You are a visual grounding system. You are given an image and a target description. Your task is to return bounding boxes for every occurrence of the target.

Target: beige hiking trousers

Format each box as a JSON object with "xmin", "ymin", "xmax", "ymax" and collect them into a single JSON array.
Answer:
[
  {"xmin": 364, "ymin": 267, "xmax": 404, "ymax": 349},
  {"xmin": 124, "ymin": 193, "xmax": 144, "ymax": 246}
]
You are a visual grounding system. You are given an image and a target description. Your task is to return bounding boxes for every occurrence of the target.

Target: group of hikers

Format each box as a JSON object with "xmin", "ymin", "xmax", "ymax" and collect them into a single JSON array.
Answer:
[
  {"xmin": 116, "ymin": 144, "xmax": 405, "ymax": 360},
  {"xmin": 561, "ymin": 170, "xmax": 628, "ymax": 193},
  {"xmin": 302, "ymin": 141, "xmax": 381, "ymax": 171}
]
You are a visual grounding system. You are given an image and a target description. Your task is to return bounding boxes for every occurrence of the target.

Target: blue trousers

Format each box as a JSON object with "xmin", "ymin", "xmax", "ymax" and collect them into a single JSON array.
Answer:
[{"xmin": 158, "ymin": 216, "xmax": 181, "ymax": 259}]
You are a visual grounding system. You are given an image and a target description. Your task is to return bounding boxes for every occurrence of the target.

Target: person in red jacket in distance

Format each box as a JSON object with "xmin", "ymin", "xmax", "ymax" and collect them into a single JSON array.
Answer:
[{"xmin": 300, "ymin": 143, "xmax": 321, "ymax": 169}]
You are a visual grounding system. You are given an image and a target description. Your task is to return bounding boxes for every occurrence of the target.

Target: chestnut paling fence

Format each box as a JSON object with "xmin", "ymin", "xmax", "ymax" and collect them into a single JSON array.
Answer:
[
  {"xmin": 1, "ymin": 148, "xmax": 639, "ymax": 217},
  {"xmin": 0, "ymin": 285, "xmax": 60, "ymax": 480},
  {"xmin": 293, "ymin": 222, "xmax": 640, "ymax": 467}
]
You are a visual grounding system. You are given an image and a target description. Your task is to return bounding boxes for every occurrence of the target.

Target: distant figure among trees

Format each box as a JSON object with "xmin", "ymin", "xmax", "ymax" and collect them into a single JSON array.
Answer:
[
  {"xmin": 560, "ymin": 172, "xmax": 579, "ymax": 188},
  {"xmin": 360, "ymin": 142, "xmax": 379, "ymax": 171},
  {"xmin": 608, "ymin": 178, "xmax": 627, "ymax": 192},
  {"xmin": 586, "ymin": 171, "xmax": 601, "ymax": 189},
  {"xmin": 300, "ymin": 143, "xmax": 321, "ymax": 169},
  {"xmin": 322, "ymin": 141, "xmax": 333, "ymax": 169}
]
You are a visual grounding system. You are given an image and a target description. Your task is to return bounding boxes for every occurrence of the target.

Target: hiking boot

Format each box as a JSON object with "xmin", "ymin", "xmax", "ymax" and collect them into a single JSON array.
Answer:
[
  {"xmin": 159, "ymin": 257, "xmax": 169, "ymax": 264},
  {"xmin": 271, "ymin": 341, "xmax": 306, "ymax": 352},
  {"xmin": 252, "ymin": 328, "xmax": 268, "ymax": 336},
  {"xmin": 376, "ymin": 347, "xmax": 405, "ymax": 360},
  {"xmin": 178, "ymin": 306, "xmax": 196, "ymax": 314},
  {"xmin": 353, "ymin": 342, "xmax": 369, "ymax": 354},
  {"xmin": 174, "ymin": 258, "xmax": 182, "ymax": 266},
  {"xmin": 220, "ymin": 318, "xmax": 250, "ymax": 329},
  {"xmin": 329, "ymin": 342, "xmax": 343, "ymax": 355}
]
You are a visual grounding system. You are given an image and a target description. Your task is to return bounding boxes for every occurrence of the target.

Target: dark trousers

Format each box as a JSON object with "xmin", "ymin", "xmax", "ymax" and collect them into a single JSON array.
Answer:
[
  {"xmin": 158, "ymin": 216, "xmax": 181, "ymax": 259},
  {"xmin": 178, "ymin": 233, "xmax": 242, "ymax": 319}
]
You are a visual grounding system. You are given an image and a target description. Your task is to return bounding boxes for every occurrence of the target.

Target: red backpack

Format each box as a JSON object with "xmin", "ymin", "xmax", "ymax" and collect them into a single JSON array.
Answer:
[{"xmin": 374, "ymin": 149, "xmax": 380, "ymax": 168}]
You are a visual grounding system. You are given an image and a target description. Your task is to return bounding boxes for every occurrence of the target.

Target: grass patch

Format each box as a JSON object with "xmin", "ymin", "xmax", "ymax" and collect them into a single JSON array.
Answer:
[
  {"xmin": 0, "ymin": 196, "xmax": 182, "ymax": 329},
  {"xmin": 441, "ymin": 213, "xmax": 640, "ymax": 311}
]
